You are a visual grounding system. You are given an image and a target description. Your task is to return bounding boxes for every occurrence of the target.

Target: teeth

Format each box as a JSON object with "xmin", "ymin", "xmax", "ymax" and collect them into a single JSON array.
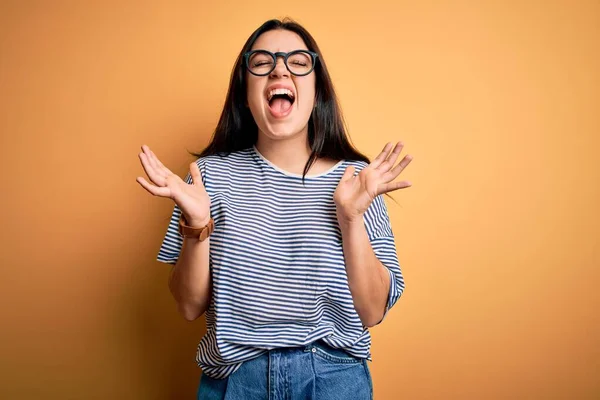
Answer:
[{"xmin": 267, "ymin": 88, "xmax": 295, "ymax": 102}]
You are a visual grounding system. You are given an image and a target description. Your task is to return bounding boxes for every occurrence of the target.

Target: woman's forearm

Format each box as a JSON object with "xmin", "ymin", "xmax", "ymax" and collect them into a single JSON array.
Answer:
[
  {"xmin": 169, "ymin": 237, "xmax": 212, "ymax": 321},
  {"xmin": 339, "ymin": 219, "xmax": 390, "ymax": 328}
]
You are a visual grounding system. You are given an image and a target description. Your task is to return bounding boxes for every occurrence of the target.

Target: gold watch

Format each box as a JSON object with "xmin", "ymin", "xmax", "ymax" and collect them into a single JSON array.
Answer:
[{"xmin": 178, "ymin": 215, "xmax": 214, "ymax": 241}]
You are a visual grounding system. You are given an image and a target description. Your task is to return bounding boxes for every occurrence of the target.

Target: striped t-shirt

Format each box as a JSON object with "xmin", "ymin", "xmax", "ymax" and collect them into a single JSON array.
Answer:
[{"xmin": 157, "ymin": 146, "xmax": 405, "ymax": 379}]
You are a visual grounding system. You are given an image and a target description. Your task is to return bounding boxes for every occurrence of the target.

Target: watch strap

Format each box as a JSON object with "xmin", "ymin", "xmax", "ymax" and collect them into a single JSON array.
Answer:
[{"xmin": 178, "ymin": 215, "xmax": 214, "ymax": 241}]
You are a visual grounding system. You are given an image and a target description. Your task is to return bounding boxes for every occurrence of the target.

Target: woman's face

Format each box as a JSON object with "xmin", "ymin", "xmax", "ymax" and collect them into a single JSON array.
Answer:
[{"xmin": 246, "ymin": 29, "xmax": 316, "ymax": 142}]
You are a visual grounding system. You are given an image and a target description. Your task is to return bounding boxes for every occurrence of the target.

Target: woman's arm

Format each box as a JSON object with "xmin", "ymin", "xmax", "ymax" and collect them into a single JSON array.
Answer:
[
  {"xmin": 334, "ymin": 141, "xmax": 413, "ymax": 327},
  {"xmin": 169, "ymin": 233, "xmax": 212, "ymax": 321},
  {"xmin": 137, "ymin": 145, "xmax": 213, "ymax": 322},
  {"xmin": 339, "ymin": 219, "xmax": 391, "ymax": 327}
]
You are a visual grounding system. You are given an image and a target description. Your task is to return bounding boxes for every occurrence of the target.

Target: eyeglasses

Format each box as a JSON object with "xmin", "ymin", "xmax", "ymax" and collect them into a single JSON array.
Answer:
[{"xmin": 244, "ymin": 50, "xmax": 319, "ymax": 77}]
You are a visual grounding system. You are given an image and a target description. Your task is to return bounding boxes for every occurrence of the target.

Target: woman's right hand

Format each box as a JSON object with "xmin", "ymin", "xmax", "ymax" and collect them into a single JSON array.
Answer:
[{"xmin": 136, "ymin": 145, "xmax": 211, "ymax": 227}]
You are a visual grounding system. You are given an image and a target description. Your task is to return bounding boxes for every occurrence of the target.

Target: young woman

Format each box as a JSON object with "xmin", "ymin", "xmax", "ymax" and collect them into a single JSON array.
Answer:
[{"xmin": 137, "ymin": 18, "xmax": 413, "ymax": 400}]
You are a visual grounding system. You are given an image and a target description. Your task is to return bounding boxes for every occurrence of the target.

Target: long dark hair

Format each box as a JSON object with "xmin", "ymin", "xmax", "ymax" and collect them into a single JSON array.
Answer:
[{"xmin": 192, "ymin": 18, "xmax": 371, "ymax": 181}]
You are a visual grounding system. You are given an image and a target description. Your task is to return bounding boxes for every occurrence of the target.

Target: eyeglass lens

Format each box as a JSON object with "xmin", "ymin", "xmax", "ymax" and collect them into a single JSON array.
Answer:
[{"xmin": 247, "ymin": 51, "xmax": 314, "ymax": 76}]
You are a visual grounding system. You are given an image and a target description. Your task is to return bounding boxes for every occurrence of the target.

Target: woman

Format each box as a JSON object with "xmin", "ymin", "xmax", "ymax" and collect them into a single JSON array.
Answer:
[{"xmin": 137, "ymin": 18, "xmax": 412, "ymax": 400}]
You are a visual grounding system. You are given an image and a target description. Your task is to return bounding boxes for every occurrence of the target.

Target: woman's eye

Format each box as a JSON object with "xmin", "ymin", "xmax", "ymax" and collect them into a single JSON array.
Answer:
[{"xmin": 290, "ymin": 61, "xmax": 307, "ymax": 66}]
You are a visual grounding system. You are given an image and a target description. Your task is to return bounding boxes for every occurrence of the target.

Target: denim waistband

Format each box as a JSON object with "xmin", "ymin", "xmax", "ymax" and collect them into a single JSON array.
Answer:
[{"xmin": 266, "ymin": 339, "xmax": 360, "ymax": 361}]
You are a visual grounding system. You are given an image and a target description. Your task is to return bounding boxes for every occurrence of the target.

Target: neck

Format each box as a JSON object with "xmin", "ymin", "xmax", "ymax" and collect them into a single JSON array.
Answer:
[{"xmin": 255, "ymin": 132, "xmax": 312, "ymax": 175}]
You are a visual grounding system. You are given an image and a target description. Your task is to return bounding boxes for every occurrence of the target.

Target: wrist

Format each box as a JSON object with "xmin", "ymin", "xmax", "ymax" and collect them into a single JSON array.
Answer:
[
  {"xmin": 179, "ymin": 214, "xmax": 215, "ymax": 242},
  {"xmin": 337, "ymin": 214, "xmax": 364, "ymax": 230},
  {"xmin": 183, "ymin": 214, "xmax": 211, "ymax": 228}
]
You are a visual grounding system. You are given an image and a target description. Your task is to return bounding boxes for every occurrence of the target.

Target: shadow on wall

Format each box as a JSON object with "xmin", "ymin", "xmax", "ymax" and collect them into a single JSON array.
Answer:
[{"xmin": 124, "ymin": 259, "xmax": 207, "ymax": 399}]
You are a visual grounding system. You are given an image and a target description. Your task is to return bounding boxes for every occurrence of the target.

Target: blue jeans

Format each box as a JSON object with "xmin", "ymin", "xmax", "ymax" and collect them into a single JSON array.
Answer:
[{"xmin": 197, "ymin": 340, "xmax": 373, "ymax": 399}]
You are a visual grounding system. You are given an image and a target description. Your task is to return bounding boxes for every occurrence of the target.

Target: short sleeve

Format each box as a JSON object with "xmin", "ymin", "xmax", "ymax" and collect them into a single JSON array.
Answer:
[
  {"xmin": 156, "ymin": 157, "xmax": 207, "ymax": 265},
  {"xmin": 363, "ymin": 194, "xmax": 405, "ymax": 325}
]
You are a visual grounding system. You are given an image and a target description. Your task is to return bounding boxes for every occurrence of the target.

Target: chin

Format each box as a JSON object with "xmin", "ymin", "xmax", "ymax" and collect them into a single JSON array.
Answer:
[
  {"xmin": 262, "ymin": 125, "xmax": 306, "ymax": 140},
  {"xmin": 260, "ymin": 115, "xmax": 310, "ymax": 140}
]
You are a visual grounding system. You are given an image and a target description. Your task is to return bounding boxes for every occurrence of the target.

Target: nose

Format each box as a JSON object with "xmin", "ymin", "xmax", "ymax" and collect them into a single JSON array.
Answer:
[{"xmin": 270, "ymin": 56, "xmax": 289, "ymax": 78}]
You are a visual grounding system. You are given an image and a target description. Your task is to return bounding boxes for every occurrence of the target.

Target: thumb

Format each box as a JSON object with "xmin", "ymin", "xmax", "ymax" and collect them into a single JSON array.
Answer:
[
  {"xmin": 189, "ymin": 161, "xmax": 204, "ymax": 186},
  {"xmin": 341, "ymin": 165, "xmax": 356, "ymax": 182}
]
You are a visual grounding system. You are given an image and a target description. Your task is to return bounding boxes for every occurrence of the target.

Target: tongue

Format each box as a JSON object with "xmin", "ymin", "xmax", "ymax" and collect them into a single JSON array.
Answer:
[{"xmin": 271, "ymin": 98, "xmax": 292, "ymax": 113}]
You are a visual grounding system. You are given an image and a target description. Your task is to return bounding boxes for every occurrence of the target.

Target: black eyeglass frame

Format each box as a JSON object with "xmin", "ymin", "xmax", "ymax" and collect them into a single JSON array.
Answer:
[{"xmin": 243, "ymin": 50, "xmax": 319, "ymax": 77}]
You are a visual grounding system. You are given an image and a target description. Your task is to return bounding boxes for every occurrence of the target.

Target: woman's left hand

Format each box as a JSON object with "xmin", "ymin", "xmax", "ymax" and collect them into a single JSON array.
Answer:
[{"xmin": 334, "ymin": 141, "xmax": 413, "ymax": 224}]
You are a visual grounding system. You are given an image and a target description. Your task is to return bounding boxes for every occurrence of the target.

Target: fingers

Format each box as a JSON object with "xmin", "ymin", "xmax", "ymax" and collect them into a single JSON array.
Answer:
[
  {"xmin": 379, "ymin": 180, "xmax": 412, "ymax": 195},
  {"xmin": 341, "ymin": 165, "xmax": 356, "ymax": 182},
  {"xmin": 378, "ymin": 142, "xmax": 404, "ymax": 171},
  {"xmin": 136, "ymin": 176, "xmax": 171, "ymax": 197},
  {"xmin": 387, "ymin": 154, "xmax": 413, "ymax": 180},
  {"xmin": 139, "ymin": 145, "xmax": 170, "ymax": 186},
  {"xmin": 148, "ymin": 146, "xmax": 173, "ymax": 175},
  {"xmin": 370, "ymin": 142, "xmax": 393, "ymax": 169},
  {"xmin": 142, "ymin": 145, "xmax": 160, "ymax": 171},
  {"xmin": 138, "ymin": 152, "xmax": 165, "ymax": 187}
]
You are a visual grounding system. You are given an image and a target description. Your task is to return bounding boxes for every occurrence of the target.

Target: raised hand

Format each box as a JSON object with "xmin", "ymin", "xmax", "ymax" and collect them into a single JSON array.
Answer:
[
  {"xmin": 334, "ymin": 141, "xmax": 413, "ymax": 224},
  {"xmin": 136, "ymin": 145, "xmax": 211, "ymax": 227}
]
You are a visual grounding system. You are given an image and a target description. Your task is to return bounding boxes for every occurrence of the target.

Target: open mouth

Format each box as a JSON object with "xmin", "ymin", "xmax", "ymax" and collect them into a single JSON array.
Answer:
[{"xmin": 267, "ymin": 88, "xmax": 295, "ymax": 116}]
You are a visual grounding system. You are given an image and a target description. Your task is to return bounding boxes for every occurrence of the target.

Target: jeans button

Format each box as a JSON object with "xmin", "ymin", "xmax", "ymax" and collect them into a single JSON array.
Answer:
[{"xmin": 312, "ymin": 348, "xmax": 317, "ymax": 353}]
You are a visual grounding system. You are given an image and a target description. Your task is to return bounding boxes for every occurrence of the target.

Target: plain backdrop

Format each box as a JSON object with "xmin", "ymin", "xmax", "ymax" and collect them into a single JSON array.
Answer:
[{"xmin": 0, "ymin": 1, "xmax": 598, "ymax": 399}]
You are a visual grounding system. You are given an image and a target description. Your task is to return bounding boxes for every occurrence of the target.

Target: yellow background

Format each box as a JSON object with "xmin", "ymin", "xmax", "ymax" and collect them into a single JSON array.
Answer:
[{"xmin": 1, "ymin": 1, "xmax": 598, "ymax": 399}]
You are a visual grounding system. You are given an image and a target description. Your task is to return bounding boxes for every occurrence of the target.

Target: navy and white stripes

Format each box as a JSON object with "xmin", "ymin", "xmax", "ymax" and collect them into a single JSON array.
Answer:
[{"xmin": 157, "ymin": 146, "xmax": 404, "ymax": 379}]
